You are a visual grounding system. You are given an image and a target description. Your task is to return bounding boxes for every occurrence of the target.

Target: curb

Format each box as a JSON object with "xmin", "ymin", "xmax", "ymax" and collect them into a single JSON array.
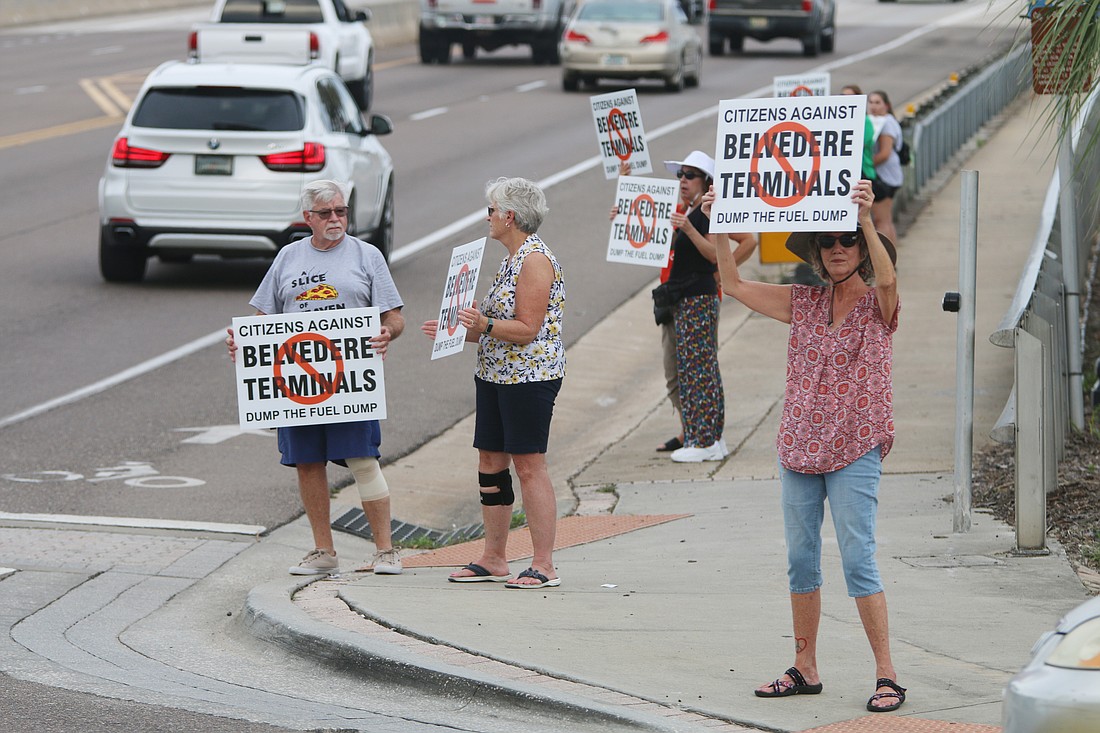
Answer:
[{"xmin": 241, "ymin": 578, "xmax": 702, "ymax": 733}]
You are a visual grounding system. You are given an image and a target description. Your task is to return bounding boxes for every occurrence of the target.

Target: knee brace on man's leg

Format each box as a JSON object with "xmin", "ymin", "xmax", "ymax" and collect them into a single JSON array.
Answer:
[
  {"xmin": 347, "ymin": 457, "xmax": 390, "ymax": 502},
  {"xmin": 478, "ymin": 469, "xmax": 514, "ymax": 506}
]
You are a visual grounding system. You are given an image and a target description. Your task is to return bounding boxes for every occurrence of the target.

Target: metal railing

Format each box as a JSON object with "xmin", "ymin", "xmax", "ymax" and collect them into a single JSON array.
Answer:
[
  {"xmin": 901, "ymin": 43, "xmax": 1033, "ymax": 206},
  {"xmin": 989, "ymin": 83, "xmax": 1100, "ymax": 552}
]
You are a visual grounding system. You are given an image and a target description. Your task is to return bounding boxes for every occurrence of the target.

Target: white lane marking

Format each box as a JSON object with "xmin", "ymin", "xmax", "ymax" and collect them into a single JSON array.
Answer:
[
  {"xmin": 16, "ymin": 85, "xmax": 47, "ymax": 95},
  {"xmin": 0, "ymin": 4, "xmax": 1011, "ymax": 432},
  {"xmin": 0, "ymin": 512, "xmax": 265, "ymax": 536},
  {"xmin": 91, "ymin": 45, "xmax": 124, "ymax": 56},
  {"xmin": 175, "ymin": 425, "xmax": 275, "ymax": 444},
  {"xmin": 516, "ymin": 80, "xmax": 547, "ymax": 93},
  {"xmin": 0, "ymin": 330, "xmax": 226, "ymax": 430},
  {"xmin": 410, "ymin": 106, "xmax": 448, "ymax": 121}
]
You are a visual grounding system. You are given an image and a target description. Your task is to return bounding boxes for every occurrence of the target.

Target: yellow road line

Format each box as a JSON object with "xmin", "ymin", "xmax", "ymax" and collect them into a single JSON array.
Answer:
[
  {"xmin": 375, "ymin": 55, "xmax": 417, "ymax": 71},
  {"xmin": 78, "ymin": 78, "xmax": 122, "ymax": 117},
  {"xmin": 99, "ymin": 78, "xmax": 133, "ymax": 112},
  {"xmin": 0, "ymin": 116, "xmax": 121, "ymax": 152}
]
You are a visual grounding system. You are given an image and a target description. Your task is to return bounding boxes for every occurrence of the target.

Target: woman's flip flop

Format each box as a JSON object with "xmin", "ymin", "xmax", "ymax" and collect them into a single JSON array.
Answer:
[
  {"xmin": 448, "ymin": 563, "xmax": 511, "ymax": 583},
  {"xmin": 504, "ymin": 567, "xmax": 562, "ymax": 589}
]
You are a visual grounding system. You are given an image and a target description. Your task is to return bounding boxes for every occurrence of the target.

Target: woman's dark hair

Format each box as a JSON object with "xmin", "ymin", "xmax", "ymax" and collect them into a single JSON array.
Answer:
[{"xmin": 870, "ymin": 90, "xmax": 894, "ymax": 116}]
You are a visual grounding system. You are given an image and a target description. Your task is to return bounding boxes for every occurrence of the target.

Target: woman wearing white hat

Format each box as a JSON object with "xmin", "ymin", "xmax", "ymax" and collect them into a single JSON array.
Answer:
[
  {"xmin": 702, "ymin": 178, "xmax": 906, "ymax": 713},
  {"xmin": 657, "ymin": 150, "xmax": 755, "ymax": 462}
]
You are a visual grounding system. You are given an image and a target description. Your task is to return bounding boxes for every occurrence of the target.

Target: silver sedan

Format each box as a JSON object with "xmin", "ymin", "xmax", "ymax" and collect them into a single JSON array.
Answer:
[
  {"xmin": 560, "ymin": 0, "xmax": 702, "ymax": 92},
  {"xmin": 1003, "ymin": 594, "xmax": 1100, "ymax": 732}
]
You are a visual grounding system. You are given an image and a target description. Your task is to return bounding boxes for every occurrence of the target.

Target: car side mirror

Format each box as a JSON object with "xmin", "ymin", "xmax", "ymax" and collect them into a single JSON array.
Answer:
[
  {"xmin": 364, "ymin": 113, "xmax": 393, "ymax": 136},
  {"xmin": 354, "ymin": 9, "xmax": 371, "ymax": 22}
]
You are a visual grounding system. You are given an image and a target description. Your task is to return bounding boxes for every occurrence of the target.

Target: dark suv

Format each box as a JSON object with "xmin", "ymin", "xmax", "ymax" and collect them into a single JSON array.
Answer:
[{"xmin": 707, "ymin": 0, "xmax": 835, "ymax": 57}]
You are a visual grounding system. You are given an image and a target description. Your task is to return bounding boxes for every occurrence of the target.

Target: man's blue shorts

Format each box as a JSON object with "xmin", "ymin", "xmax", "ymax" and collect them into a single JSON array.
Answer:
[
  {"xmin": 473, "ymin": 376, "xmax": 562, "ymax": 455},
  {"xmin": 277, "ymin": 420, "xmax": 381, "ymax": 467}
]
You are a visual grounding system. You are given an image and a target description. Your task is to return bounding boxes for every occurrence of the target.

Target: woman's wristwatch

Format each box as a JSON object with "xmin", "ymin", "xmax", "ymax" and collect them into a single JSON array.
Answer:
[{"xmin": 484, "ymin": 317, "xmax": 494, "ymax": 334}]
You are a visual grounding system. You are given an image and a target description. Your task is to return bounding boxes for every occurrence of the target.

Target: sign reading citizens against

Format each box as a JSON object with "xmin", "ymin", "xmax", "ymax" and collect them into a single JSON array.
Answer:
[
  {"xmin": 710, "ymin": 95, "xmax": 866, "ymax": 234},
  {"xmin": 590, "ymin": 88, "xmax": 652, "ymax": 179},
  {"xmin": 607, "ymin": 176, "xmax": 678, "ymax": 267},
  {"xmin": 431, "ymin": 237, "xmax": 486, "ymax": 360},
  {"xmin": 232, "ymin": 307, "xmax": 386, "ymax": 429},
  {"xmin": 773, "ymin": 72, "xmax": 830, "ymax": 98}
]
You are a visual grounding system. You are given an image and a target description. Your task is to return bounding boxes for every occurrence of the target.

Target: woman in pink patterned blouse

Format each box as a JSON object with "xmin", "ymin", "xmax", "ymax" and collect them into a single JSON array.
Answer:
[{"xmin": 703, "ymin": 179, "xmax": 907, "ymax": 714}]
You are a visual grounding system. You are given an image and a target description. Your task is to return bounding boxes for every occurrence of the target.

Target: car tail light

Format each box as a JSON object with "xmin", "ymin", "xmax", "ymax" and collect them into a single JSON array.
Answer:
[
  {"xmin": 111, "ymin": 138, "xmax": 171, "ymax": 168},
  {"xmin": 187, "ymin": 31, "xmax": 198, "ymax": 59},
  {"xmin": 640, "ymin": 30, "xmax": 670, "ymax": 43},
  {"xmin": 564, "ymin": 29, "xmax": 590, "ymax": 43},
  {"xmin": 533, "ymin": 0, "xmax": 541, "ymax": 8},
  {"xmin": 801, "ymin": 0, "xmax": 812, "ymax": 10},
  {"xmin": 309, "ymin": 32, "xmax": 320, "ymax": 60},
  {"xmin": 261, "ymin": 143, "xmax": 326, "ymax": 172},
  {"xmin": 709, "ymin": 0, "xmax": 716, "ymax": 9},
  {"xmin": 427, "ymin": 0, "xmax": 437, "ymax": 7}
]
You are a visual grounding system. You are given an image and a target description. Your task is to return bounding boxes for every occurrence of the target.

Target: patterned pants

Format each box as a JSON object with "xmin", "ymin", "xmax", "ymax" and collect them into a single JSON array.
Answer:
[{"xmin": 673, "ymin": 294, "xmax": 723, "ymax": 447}]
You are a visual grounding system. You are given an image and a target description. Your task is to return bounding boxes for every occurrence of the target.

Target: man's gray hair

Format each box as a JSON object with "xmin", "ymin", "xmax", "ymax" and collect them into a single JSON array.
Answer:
[
  {"xmin": 301, "ymin": 180, "xmax": 349, "ymax": 211},
  {"xmin": 485, "ymin": 177, "xmax": 549, "ymax": 234}
]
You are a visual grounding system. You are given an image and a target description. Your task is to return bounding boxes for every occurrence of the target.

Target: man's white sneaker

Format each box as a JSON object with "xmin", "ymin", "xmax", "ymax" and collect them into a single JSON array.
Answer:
[
  {"xmin": 368, "ymin": 549, "xmax": 403, "ymax": 575},
  {"xmin": 289, "ymin": 549, "xmax": 338, "ymax": 575},
  {"xmin": 670, "ymin": 442, "xmax": 725, "ymax": 463}
]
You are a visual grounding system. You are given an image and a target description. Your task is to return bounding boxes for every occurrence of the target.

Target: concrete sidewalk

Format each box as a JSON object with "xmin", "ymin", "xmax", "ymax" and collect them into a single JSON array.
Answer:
[{"xmin": 236, "ymin": 95, "xmax": 1094, "ymax": 733}]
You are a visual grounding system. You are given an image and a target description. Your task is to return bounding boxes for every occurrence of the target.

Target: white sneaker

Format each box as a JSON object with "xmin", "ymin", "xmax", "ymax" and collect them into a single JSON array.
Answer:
[
  {"xmin": 368, "ymin": 549, "xmax": 403, "ymax": 575},
  {"xmin": 289, "ymin": 549, "xmax": 338, "ymax": 576},
  {"xmin": 670, "ymin": 442, "xmax": 725, "ymax": 463},
  {"xmin": 716, "ymin": 438, "xmax": 729, "ymax": 457}
]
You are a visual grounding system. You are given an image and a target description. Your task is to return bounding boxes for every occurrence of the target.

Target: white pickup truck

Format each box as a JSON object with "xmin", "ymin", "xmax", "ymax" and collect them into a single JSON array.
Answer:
[
  {"xmin": 189, "ymin": 0, "xmax": 375, "ymax": 110},
  {"xmin": 418, "ymin": 0, "xmax": 573, "ymax": 64}
]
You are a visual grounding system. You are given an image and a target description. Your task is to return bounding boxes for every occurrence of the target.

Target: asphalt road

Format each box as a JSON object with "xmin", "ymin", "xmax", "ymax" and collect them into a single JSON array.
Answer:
[{"xmin": 0, "ymin": 0, "xmax": 1020, "ymax": 531}]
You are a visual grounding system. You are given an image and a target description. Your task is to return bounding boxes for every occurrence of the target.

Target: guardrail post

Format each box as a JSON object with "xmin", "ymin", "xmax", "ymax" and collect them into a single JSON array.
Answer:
[
  {"xmin": 953, "ymin": 171, "xmax": 979, "ymax": 533},
  {"xmin": 1015, "ymin": 327, "xmax": 1047, "ymax": 551}
]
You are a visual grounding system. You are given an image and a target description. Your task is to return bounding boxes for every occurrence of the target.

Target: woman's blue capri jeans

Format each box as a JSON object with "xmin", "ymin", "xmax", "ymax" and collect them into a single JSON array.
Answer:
[{"xmin": 779, "ymin": 448, "xmax": 884, "ymax": 598}]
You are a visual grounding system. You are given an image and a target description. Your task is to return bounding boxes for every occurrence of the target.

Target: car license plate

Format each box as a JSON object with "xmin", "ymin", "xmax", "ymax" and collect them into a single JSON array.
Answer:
[
  {"xmin": 195, "ymin": 155, "xmax": 232, "ymax": 176},
  {"xmin": 749, "ymin": 17, "xmax": 768, "ymax": 29},
  {"xmin": 473, "ymin": 14, "xmax": 495, "ymax": 24},
  {"xmin": 602, "ymin": 54, "xmax": 627, "ymax": 66}
]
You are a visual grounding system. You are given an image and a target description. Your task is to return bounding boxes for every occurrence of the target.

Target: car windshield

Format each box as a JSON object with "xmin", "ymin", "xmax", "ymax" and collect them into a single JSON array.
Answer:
[
  {"xmin": 132, "ymin": 88, "xmax": 305, "ymax": 131},
  {"xmin": 219, "ymin": 0, "xmax": 324, "ymax": 23},
  {"xmin": 576, "ymin": 1, "xmax": 665, "ymax": 22}
]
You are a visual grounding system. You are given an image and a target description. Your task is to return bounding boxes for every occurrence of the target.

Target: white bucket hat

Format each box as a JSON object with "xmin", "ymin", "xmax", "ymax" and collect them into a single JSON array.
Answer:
[{"xmin": 663, "ymin": 150, "xmax": 715, "ymax": 180}]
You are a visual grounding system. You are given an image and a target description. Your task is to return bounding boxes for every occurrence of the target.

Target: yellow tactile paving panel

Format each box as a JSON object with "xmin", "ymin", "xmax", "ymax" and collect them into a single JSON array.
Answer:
[
  {"xmin": 401, "ymin": 514, "xmax": 691, "ymax": 568},
  {"xmin": 801, "ymin": 716, "xmax": 1000, "ymax": 733}
]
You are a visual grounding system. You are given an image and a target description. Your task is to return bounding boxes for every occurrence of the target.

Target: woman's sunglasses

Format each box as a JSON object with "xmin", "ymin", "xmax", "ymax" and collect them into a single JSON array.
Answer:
[
  {"xmin": 816, "ymin": 233, "xmax": 861, "ymax": 249},
  {"xmin": 676, "ymin": 169, "xmax": 703, "ymax": 180}
]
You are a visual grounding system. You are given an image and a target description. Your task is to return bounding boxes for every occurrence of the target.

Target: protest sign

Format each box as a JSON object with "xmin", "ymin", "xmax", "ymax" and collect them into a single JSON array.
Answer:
[
  {"xmin": 232, "ymin": 307, "xmax": 385, "ymax": 429},
  {"xmin": 773, "ymin": 72, "xmax": 831, "ymax": 97},
  {"xmin": 607, "ymin": 176, "xmax": 678, "ymax": 267},
  {"xmin": 590, "ymin": 88, "xmax": 653, "ymax": 179},
  {"xmin": 431, "ymin": 237, "xmax": 486, "ymax": 360},
  {"xmin": 710, "ymin": 95, "xmax": 866, "ymax": 234}
]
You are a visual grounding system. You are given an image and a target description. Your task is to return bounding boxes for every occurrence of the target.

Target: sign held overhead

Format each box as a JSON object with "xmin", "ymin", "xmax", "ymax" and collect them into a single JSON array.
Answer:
[{"xmin": 710, "ymin": 95, "xmax": 866, "ymax": 233}]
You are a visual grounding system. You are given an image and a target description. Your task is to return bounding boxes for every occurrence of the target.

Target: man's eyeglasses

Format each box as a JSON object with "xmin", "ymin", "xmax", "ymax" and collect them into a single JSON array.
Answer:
[
  {"xmin": 816, "ymin": 233, "xmax": 861, "ymax": 249},
  {"xmin": 676, "ymin": 169, "xmax": 702, "ymax": 180},
  {"xmin": 309, "ymin": 207, "xmax": 349, "ymax": 219}
]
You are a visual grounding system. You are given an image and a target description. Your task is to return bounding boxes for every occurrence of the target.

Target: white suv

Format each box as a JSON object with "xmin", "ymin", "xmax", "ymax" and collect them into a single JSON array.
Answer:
[{"xmin": 97, "ymin": 61, "xmax": 395, "ymax": 282}]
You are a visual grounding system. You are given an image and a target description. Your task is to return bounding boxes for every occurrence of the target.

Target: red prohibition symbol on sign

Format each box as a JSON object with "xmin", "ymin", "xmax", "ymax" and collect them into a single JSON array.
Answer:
[
  {"xmin": 626, "ymin": 193, "xmax": 657, "ymax": 248},
  {"xmin": 789, "ymin": 85, "xmax": 814, "ymax": 97},
  {"xmin": 750, "ymin": 120, "xmax": 822, "ymax": 208},
  {"xmin": 607, "ymin": 107, "xmax": 634, "ymax": 161},
  {"xmin": 272, "ymin": 332, "xmax": 345, "ymax": 405},
  {"xmin": 446, "ymin": 263, "xmax": 471, "ymax": 337}
]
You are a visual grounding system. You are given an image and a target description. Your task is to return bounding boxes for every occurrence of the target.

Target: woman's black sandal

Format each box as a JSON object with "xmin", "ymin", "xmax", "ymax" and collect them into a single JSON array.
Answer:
[
  {"xmin": 866, "ymin": 678, "xmax": 906, "ymax": 712},
  {"xmin": 754, "ymin": 666, "xmax": 823, "ymax": 697},
  {"xmin": 656, "ymin": 436, "xmax": 683, "ymax": 452}
]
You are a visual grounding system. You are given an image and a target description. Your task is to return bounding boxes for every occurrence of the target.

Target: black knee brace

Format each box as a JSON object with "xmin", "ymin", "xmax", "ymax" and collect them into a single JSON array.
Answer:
[{"xmin": 478, "ymin": 469, "xmax": 515, "ymax": 506}]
